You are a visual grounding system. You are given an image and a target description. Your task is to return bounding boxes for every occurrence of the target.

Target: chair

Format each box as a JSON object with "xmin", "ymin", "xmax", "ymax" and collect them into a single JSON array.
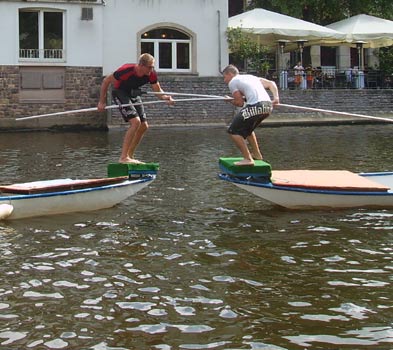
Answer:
[
  {"xmin": 366, "ymin": 72, "xmax": 378, "ymax": 88},
  {"xmin": 313, "ymin": 68, "xmax": 323, "ymax": 89},
  {"xmin": 321, "ymin": 66, "xmax": 336, "ymax": 89},
  {"xmin": 335, "ymin": 73, "xmax": 347, "ymax": 89},
  {"xmin": 383, "ymin": 74, "xmax": 392, "ymax": 88}
]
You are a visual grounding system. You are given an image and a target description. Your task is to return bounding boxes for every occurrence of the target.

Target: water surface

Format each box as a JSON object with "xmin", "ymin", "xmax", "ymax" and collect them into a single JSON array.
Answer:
[{"xmin": 0, "ymin": 124, "xmax": 392, "ymax": 349}]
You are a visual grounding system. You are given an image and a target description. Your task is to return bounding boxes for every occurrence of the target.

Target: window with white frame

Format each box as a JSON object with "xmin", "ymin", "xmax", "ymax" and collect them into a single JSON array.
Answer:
[
  {"xmin": 19, "ymin": 9, "xmax": 64, "ymax": 61},
  {"xmin": 141, "ymin": 28, "xmax": 191, "ymax": 72}
]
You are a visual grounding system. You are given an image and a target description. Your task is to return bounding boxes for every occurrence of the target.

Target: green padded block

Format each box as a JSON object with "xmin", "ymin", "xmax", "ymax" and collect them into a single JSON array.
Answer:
[
  {"xmin": 219, "ymin": 157, "xmax": 271, "ymax": 178},
  {"xmin": 107, "ymin": 162, "xmax": 159, "ymax": 177}
]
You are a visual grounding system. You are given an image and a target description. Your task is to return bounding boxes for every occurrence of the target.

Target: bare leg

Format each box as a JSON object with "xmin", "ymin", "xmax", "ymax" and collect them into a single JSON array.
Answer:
[
  {"xmin": 128, "ymin": 121, "xmax": 148, "ymax": 160},
  {"xmin": 119, "ymin": 117, "xmax": 141, "ymax": 163},
  {"xmin": 247, "ymin": 132, "xmax": 263, "ymax": 160},
  {"xmin": 230, "ymin": 134, "xmax": 254, "ymax": 166}
]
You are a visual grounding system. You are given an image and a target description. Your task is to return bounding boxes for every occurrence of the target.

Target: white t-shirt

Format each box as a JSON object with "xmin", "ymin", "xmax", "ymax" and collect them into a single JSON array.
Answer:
[{"xmin": 228, "ymin": 74, "xmax": 271, "ymax": 105}]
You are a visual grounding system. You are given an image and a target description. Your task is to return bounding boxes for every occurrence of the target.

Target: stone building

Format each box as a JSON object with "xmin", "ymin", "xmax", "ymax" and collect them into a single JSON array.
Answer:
[{"xmin": 0, "ymin": 0, "xmax": 231, "ymax": 130}]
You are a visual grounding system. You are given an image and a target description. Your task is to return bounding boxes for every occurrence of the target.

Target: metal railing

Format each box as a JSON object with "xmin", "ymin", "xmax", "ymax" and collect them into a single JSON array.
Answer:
[
  {"xmin": 260, "ymin": 68, "xmax": 392, "ymax": 90},
  {"xmin": 19, "ymin": 49, "xmax": 65, "ymax": 61}
]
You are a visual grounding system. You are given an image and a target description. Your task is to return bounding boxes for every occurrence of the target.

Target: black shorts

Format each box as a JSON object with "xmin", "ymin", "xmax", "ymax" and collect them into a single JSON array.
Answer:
[
  {"xmin": 228, "ymin": 101, "xmax": 272, "ymax": 138},
  {"xmin": 112, "ymin": 89, "xmax": 147, "ymax": 123}
]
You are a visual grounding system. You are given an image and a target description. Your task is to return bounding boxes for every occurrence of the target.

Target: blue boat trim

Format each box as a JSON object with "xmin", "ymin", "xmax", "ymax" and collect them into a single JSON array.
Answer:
[
  {"xmin": 218, "ymin": 173, "xmax": 392, "ymax": 196},
  {"xmin": 359, "ymin": 171, "xmax": 393, "ymax": 177},
  {"xmin": 218, "ymin": 164, "xmax": 271, "ymax": 179},
  {"xmin": 129, "ymin": 170, "xmax": 158, "ymax": 175}
]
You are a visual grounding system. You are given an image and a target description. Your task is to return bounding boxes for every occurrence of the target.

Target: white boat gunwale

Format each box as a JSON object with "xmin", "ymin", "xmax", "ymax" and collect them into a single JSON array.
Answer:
[
  {"xmin": 0, "ymin": 175, "xmax": 155, "ymax": 201},
  {"xmin": 218, "ymin": 172, "xmax": 393, "ymax": 196}
]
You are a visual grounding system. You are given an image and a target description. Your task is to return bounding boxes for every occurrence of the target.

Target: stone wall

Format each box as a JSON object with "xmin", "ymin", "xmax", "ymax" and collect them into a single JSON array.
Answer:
[
  {"xmin": 0, "ymin": 66, "xmax": 19, "ymax": 116},
  {"xmin": 268, "ymin": 88, "xmax": 393, "ymax": 126},
  {"xmin": 109, "ymin": 75, "xmax": 235, "ymax": 127},
  {"xmin": 0, "ymin": 65, "xmax": 107, "ymax": 131},
  {"xmin": 277, "ymin": 88, "xmax": 393, "ymax": 115},
  {"xmin": 111, "ymin": 75, "xmax": 393, "ymax": 127}
]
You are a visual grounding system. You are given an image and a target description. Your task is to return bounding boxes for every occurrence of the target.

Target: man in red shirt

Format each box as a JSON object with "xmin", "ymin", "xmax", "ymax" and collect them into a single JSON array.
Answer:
[{"xmin": 98, "ymin": 53, "xmax": 174, "ymax": 163}]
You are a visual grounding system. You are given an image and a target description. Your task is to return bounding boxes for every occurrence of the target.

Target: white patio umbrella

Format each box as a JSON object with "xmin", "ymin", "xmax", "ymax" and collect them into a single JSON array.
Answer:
[
  {"xmin": 327, "ymin": 14, "xmax": 393, "ymax": 48},
  {"xmin": 228, "ymin": 8, "xmax": 346, "ymax": 49}
]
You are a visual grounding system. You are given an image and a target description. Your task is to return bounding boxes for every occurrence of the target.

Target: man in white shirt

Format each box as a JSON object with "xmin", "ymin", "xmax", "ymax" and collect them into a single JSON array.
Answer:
[{"xmin": 222, "ymin": 65, "xmax": 279, "ymax": 166}]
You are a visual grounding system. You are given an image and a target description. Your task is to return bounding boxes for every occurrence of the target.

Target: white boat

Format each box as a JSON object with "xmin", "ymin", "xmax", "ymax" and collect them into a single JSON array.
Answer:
[
  {"xmin": 0, "ymin": 175, "xmax": 155, "ymax": 220},
  {"xmin": 218, "ymin": 158, "xmax": 393, "ymax": 209}
]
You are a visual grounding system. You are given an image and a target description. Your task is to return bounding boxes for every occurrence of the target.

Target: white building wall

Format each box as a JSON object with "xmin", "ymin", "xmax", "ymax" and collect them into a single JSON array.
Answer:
[
  {"xmin": 336, "ymin": 46, "xmax": 351, "ymax": 70},
  {"xmin": 310, "ymin": 46, "xmax": 321, "ymax": 68},
  {"xmin": 366, "ymin": 48, "xmax": 379, "ymax": 69},
  {"xmin": 64, "ymin": 4, "xmax": 104, "ymax": 67},
  {"xmin": 0, "ymin": 2, "xmax": 19, "ymax": 64},
  {"xmin": 0, "ymin": 0, "xmax": 228, "ymax": 76},
  {"xmin": 0, "ymin": 1, "xmax": 104, "ymax": 67},
  {"xmin": 102, "ymin": 0, "xmax": 228, "ymax": 76}
]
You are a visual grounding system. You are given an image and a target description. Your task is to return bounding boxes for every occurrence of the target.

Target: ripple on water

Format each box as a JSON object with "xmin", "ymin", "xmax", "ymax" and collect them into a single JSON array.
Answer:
[
  {"xmin": 284, "ymin": 334, "xmax": 378, "ymax": 347},
  {"xmin": 44, "ymin": 338, "xmax": 69, "ymax": 349},
  {"xmin": 0, "ymin": 126, "xmax": 392, "ymax": 349},
  {"xmin": 126, "ymin": 323, "xmax": 215, "ymax": 335},
  {"xmin": 329, "ymin": 302, "xmax": 376, "ymax": 320},
  {"xmin": 116, "ymin": 301, "xmax": 156, "ymax": 311},
  {"xmin": 0, "ymin": 331, "xmax": 27, "ymax": 346}
]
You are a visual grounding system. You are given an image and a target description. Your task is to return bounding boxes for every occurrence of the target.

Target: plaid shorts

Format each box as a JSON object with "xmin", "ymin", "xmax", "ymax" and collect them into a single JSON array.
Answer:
[{"xmin": 112, "ymin": 89, "xmax": 147, "ymax": 122}]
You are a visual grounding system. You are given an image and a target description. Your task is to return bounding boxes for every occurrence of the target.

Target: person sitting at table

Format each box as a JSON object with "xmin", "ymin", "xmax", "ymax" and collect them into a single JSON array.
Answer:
[
  {"xmin": 313, "ymin": 67, "xmax": 323, "ymax": 88},
  {"xmin": 305, "ymin": 65, "xmax": 314, "ymax": 89}
]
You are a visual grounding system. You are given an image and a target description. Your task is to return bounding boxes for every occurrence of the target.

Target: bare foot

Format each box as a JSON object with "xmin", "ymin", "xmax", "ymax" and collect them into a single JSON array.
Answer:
[
  {"xmin": 234, "ymin": 159, "xmax": 254, "ymax": 166},
  {"xmin": 119, "ymin": 157, "xmax": 145, "ymax": 164},
  {"xmin": 251, "ymin": 153, "xmax": 263, "ymax": 160},
  {"xmin": 251, "ymin": 151, "xmax": 263, "ymax": 160}
]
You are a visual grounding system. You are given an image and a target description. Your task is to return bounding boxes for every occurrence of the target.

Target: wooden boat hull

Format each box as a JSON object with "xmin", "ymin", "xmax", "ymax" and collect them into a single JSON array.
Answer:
[
  {"xmin": 219, "ymin": 172, "xmax": 393, "ymax": 209},
  {"xmin": 0, "ymin": 175, "xmax": 155, "ymax": 220}
]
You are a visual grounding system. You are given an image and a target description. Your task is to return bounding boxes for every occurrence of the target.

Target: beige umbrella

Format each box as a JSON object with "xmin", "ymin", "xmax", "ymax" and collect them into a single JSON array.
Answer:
[
  {"xmin": 327, "ymin": 14, "xmax": 393, "ymax": 48},
  {"xmin": 228, "ymin": 8, "xmax": 346, "ymax": 49}
]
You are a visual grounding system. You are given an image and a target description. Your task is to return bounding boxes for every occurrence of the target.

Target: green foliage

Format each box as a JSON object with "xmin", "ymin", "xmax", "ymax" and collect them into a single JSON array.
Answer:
[
  {"xmin": 246, "ymin": 0, "xmax": 393, "ymax": 25},
  {"xmin": 226, "ymin": 27, "xmax": 271, "ymax": 75},
  {"xmin": 376, "ymin": 47, "xmax": 393, "ymax": 75}
]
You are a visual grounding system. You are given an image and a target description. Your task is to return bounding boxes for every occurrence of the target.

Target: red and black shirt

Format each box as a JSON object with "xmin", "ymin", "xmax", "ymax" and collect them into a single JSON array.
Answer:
[{"xmin": 113, "ymin": 63, "xmax": 158, "ymax": 92}]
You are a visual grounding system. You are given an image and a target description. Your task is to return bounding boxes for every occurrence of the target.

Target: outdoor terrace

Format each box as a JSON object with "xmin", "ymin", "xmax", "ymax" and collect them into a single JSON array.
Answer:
[{"xmin": 265, "ymin": 68, "xmax": 392, "ymax": 90}]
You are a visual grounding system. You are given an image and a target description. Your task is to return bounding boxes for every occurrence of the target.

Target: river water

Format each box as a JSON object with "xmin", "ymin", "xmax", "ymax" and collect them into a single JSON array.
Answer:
[{"xmin": 0, "ymin": 124, "xmax": 392, "ymax": 350}]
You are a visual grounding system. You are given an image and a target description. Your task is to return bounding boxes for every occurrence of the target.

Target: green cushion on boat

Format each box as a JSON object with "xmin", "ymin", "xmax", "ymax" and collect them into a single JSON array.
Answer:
[
  {"xmin": 219, "ymin": 157, "xmax": 271, "ymax": 178},
  {"xmin": 107, "ymin": 162, "xmax": 159, "ymax": 177}
]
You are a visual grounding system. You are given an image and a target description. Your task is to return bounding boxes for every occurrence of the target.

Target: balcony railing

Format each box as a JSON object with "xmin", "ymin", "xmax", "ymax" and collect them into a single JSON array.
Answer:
[
  {"xmin": 257, "ymin": 68, "xmax": 393, "ymax": 90},
  {"xmin": 19, "ymin": 49, "xmax": 65, "ymax": 62}
]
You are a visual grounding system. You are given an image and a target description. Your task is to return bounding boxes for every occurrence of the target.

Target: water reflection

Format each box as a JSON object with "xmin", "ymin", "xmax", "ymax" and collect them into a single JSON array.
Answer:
[{"xmin": 0, "ymin": 125, "xmax": 392, "ymax": 349}]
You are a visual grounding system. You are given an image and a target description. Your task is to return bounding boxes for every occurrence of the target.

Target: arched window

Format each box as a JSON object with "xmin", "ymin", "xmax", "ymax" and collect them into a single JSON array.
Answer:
[{"xmin": 141, "ymin": 28, "xmax": 191, "ymax": 72}]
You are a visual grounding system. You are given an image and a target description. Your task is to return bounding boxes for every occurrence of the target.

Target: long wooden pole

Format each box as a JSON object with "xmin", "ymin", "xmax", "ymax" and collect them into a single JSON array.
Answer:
[
  {"xmin": 278, "ymin": 103, "xmax": 393, "ymax": 123},
  {"xmin": 15, "ymin": 97, "xmax": 231, "ymax": 121}
]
